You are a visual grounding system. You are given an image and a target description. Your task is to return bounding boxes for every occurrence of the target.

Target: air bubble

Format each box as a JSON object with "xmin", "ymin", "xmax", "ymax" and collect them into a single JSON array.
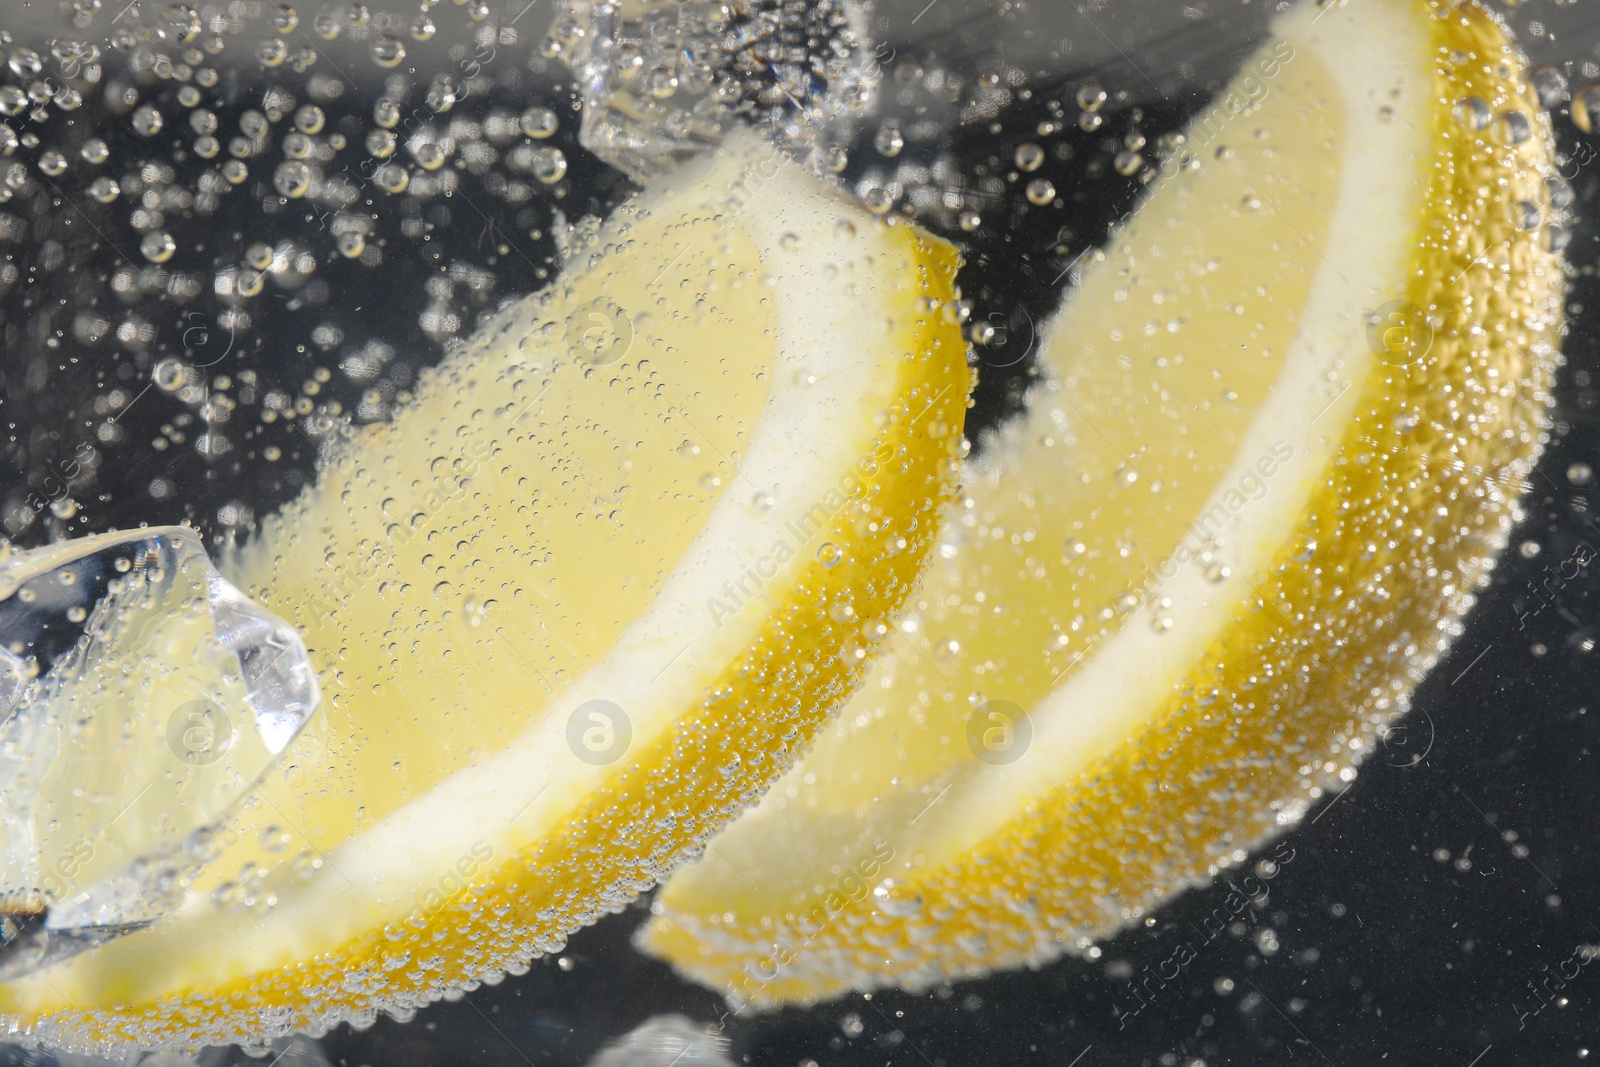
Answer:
[
  {"xmin": 1528, "ymin": 66, "xmax": 1568, "ymax": 109},
  {"xmin": 531, "ymin": 147, "xmax": 567, "ymax": 184},
  {"xmin": 140, "ymin": 231, "xmax": 176, "ymax": 263},
  {"xmin": 1576, "ymin": 83, "xmax": 1600, "ymax": 134},
  {"xmin": 371, "ymin": 35, "xmax": 406, "ymax": 68},
  {"xmin": 257, "ymin": 38, "xmax": 288, "ymax": 67},
  {"xmin": 520, "ymin": 107, "xmax": 558, "ymax": 138},
  {"xmin": 376, "ymin": 163, "xmax": 410, "ymax": 194},
  {"xmin": 1014, "ymin": 142, "xmax": 1044, "ymax": 172},
  {"xmin": 873, "ymin": 125, "xmax": 904, "ymax": 157},
  {"xmin": 131, "ymin": 103, "xmax": 163, "ymax": 136},
  {"xmin": 1025, "ymin": 179, "xmax": 1056, "ymax": 206},
  {"xmin": 292, "ymin": 104, "xmax": 325, "ymax": 134},
  {"xmin": 1496, "ymin": 109, "xmax": 1532, "ymax": 146},
  {"xmin": 274, "ymin": 160, "xmax": 313, "ymax": 199},
  {"xmin": 1076, "ymin": 82, "xmax": 1107, "ymax": 111},
  {"xmin": 1452, "ymin": 96, "xmax": 1491, "ymax": 131}
]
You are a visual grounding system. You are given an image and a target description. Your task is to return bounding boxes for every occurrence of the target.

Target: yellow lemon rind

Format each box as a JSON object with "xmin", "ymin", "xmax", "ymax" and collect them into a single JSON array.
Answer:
[{"xmin": 641, "ymin": 0, "xmax": 1562, "ymax": 1006}]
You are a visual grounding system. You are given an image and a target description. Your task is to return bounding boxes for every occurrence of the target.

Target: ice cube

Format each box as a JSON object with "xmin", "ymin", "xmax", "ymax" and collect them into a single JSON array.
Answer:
[
  {"xmin": 0, "ymin": 526, "xmax": 319, "ymax": 979},
  {"xmin": 548, "ymin": 0, "xmax": 877, "ymax": 181}
]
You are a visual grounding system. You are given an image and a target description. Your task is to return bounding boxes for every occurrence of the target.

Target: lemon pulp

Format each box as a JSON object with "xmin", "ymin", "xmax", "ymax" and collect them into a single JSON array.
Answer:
[
  {"xmin": 0, "ymin": 132, "xmax": 970, "ymax": 1051},
  {"xmin": 643, "ymin": 0, "xmax": 1563, "ymax": 1005}
]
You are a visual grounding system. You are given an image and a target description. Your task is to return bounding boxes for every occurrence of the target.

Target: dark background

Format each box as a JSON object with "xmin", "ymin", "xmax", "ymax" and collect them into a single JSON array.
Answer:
[{"xmin": 3, "ymin": 0, "xmax": 1600, "ymax": 1064}]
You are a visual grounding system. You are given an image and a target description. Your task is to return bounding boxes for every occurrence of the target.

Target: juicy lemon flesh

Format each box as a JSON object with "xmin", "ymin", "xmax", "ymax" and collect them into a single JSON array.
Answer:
[
  {"xmin": 643, "ymin": 0, "xmax": 1562, "ymax": 1006},
  {"xmin": 0, "ymin": 136, "xmax": 970, "ymax": 1052}
]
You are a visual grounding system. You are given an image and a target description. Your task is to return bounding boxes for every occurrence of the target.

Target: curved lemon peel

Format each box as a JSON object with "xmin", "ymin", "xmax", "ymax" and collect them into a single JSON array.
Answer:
[
  {"xmin": 641, "ymin": 0, "xmax": 1562, "ymax": 1007},
  {"xmin": 0, "ymin": 133, "xmax": 970, "ymax": 1052}
]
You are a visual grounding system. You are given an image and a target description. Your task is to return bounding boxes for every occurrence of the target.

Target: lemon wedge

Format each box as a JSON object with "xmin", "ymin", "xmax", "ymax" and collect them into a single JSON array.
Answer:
[
  {"xmin": 641, "ymin": 0, "xmax": 1563, "ymax": 1006},
  {"xmin": 0, "ymin": 132, "xmax": 969, "ymax": 1051}
]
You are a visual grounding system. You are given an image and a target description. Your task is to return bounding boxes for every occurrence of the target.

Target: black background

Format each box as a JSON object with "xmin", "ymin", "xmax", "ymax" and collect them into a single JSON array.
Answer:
[{"xmin": 4, "ymin": 1, "xmax": 1600, "ymax": 1065}]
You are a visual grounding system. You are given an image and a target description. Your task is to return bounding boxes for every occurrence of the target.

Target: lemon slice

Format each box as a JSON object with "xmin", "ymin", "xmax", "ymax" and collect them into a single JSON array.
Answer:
[
  {"xmin": 0, "ymin": 131, "xmax": 970, "ymax": 1051},
  {"xmin": 641, "ymin": 0, "xmax": 1563, "ymax": 1006}
]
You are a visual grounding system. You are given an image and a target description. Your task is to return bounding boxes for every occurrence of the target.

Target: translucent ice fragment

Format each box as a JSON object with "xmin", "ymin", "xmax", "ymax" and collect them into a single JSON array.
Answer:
[
  {"xmin": 584, "ymin": 1015, "xmax": 735, "ymax": 1067},
  {"xmin": 0, "ymin": 526, "xmax": 319, "ymax": 978},
  {"xmin": 548, "ymin": 0, "xmax": 877, "ymax": 181}
]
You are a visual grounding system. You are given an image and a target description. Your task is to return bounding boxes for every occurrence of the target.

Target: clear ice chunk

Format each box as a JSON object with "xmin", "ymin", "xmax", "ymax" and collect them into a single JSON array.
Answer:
[
  {"xmin": 547, "ymin": 0, "xmax": 878, "ymax": 182},
  {"xmin": 0, "ymin": 526, "xmax": 319, "ymax": 979}
]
